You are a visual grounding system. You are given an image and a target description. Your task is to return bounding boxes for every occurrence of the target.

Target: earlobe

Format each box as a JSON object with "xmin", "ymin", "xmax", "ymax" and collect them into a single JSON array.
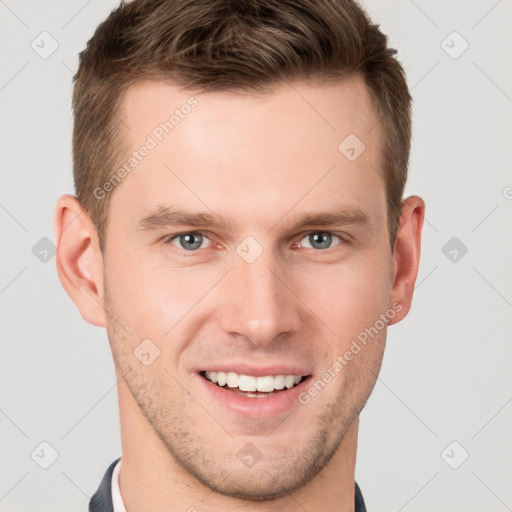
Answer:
[
  {"xmin": 388, "ymin": 195, "xmax": 425, "ymax": 325},
  {"xmin": 54, "ymin": 194, "xmax": 107, "ymax": 327}
]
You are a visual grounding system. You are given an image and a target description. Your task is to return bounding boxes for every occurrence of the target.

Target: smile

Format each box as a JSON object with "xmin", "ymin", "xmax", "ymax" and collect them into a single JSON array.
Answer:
[{"xmin": 202, "ymin": 370, "xmax": 309, "ymax": 397}]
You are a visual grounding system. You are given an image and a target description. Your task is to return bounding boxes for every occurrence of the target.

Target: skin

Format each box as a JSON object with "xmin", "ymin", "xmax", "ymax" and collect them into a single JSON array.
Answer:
[{"xmin": 55, "ymin": 74, "xmax": 424, "ymax": 511}]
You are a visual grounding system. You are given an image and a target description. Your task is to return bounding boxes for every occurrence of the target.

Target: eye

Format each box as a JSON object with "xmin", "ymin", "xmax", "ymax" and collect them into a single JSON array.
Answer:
[
  {"xmin": 167, "ymin": 232, "xmax": 212, "ymax": 251},
  {"xmin": 299, "ymin": 231, "xmax": 343, "ymax": 250}
]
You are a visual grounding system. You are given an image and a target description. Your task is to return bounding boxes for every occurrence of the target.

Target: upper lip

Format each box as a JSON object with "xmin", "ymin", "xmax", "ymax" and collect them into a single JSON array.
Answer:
[{"xmin": 197, "ymin": 363, "xmax": 312, "ymax": 377}]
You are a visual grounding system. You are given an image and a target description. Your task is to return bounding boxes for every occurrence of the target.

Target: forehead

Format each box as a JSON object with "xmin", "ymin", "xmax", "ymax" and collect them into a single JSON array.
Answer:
[
  {"xmin": 120, "ymin": 76, "xmax": 379, "ymax": 152},
  {"xmin": 110, "ymin": 76, "xmax": 385, "ymax": 232}
]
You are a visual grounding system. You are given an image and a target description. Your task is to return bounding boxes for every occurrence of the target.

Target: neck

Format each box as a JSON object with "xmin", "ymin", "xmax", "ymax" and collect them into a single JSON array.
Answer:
[{"xmin": 117, "ymin": 376, "xmax": 359, "ymax": 512}]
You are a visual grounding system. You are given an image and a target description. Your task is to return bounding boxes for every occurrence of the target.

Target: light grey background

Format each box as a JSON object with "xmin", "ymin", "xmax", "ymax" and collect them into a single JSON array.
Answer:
[{"xmin": 1, "ymin": 1, "xmax": 511, "ymax": 511}]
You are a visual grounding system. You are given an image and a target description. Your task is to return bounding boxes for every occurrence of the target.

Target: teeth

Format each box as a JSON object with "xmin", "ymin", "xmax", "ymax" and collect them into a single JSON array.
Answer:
[
  {"xmin": 256, "ymin": 376, "xmax": 274, "ymax": 392},
  {"xmin": 226, "ymin": 372, "xmax": 239, "ymax": 388},
  {"xmin": 204, "ymin": 371, "xmax": 304, "ymax": 392},
  {"xmin": 285, "ymin": 375, "xmax": 295, "ymax": 389},
  {"xmin": 273, "ymin": 375, "xmax": 285, "ymax": 390},
  {"xmin": 216, "ymin": 372, "xmax": 226, "ymax": 387},
  {"xmin": 239, "ymin": 375, "xmax": 257, "ymax": 392}
]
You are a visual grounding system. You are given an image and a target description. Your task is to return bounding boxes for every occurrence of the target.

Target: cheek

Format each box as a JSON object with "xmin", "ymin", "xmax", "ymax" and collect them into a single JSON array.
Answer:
[
  {"xmin": 104, "ymin": 253, "xmax": 217, "ymax": 337},
  {"xmin": 296, "ymin": 266, "xmax": 388, "ymax": 430},
  {"xmin": 297, "ymin": 253, "xmax": 392, "ymax": 344},
  {"xmin": 301, "ymin": 260, "xmax": 390, "ymax": 405},
  {"xmin": 104, "ymin": 236, "xmax": 393, "ymax": 347}
]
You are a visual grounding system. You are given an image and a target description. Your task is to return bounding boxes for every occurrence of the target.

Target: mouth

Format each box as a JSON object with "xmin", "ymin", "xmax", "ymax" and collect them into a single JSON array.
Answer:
[{"xmin": 200, "ymin": 370, "xmax": 311, "ymax": 398}]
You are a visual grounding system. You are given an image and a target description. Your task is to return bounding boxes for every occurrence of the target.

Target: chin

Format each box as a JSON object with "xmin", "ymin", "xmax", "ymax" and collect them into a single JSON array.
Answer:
[
  {"xmin": 191, "ymin": 464, "xmax": 313, "ymax": 502},
  {"xmin": 169, "ymin": 428, "xmax": 343, "ymax": 503}
]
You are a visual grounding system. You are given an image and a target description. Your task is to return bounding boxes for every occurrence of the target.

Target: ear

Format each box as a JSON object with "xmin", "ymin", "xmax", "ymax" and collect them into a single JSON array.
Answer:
[
  {"xmin": 388, "ymin": 195, "xmax": 425, "ymax": 325},
  {"xmin": 54, "ymin": 194, "xmax": 107, "ymax": 327}
]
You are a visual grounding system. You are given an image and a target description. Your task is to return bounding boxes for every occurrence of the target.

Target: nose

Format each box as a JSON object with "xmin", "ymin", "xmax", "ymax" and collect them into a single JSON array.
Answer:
[{"xmin": 217, "ymin": 251, "xmax": 303, "ymax": 347}]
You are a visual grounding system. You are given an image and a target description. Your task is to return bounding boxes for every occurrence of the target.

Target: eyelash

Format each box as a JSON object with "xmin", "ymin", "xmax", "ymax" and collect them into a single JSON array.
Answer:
[{"xmin": 162, "ymin": 230, "xmax": 349, "ymax": 254}]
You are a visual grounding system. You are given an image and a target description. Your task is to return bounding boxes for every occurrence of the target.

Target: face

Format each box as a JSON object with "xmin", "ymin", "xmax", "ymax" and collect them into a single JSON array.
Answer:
[{"xmin": 102, "ymin": 76, "xmax": 395, "ymax": 500}]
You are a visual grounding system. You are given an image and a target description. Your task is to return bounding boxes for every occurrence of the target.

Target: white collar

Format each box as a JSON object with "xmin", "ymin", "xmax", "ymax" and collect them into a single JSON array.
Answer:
[{"xmin": 111, "ymin": 458, "xmax": 127, "ymax": 512}]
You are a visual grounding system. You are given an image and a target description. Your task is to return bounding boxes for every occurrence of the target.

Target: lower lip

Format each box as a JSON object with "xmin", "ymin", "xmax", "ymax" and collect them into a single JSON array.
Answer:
[{"xmin": 198, "ymin": 374, "xmax": 312, "ymax": 418}]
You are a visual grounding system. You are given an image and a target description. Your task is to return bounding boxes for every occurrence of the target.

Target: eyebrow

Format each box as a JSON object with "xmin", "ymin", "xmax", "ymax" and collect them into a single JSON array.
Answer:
[
  {"xmin": 137, "ymin": 205, "xmax": 370, "ymax": 232},
  {"xmin": 283, "ymin": 208, "xmax": 370, "ymax": 231},
  {"xmin": 138, "ymin": 207, "xmax": 234, "ymax": 231}
]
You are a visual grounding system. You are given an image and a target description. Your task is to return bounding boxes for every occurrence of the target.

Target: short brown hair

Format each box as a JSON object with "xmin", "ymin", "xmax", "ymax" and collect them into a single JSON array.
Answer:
[{"xmin": 73, "ymin": 0, "xmax": 411, "ymax": 249}]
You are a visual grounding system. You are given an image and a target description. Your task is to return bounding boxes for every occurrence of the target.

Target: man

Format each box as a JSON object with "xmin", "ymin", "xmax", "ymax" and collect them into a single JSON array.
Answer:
[{"xmin": 55, "ymin": 0, "xmax": 424, "ymax": 510}]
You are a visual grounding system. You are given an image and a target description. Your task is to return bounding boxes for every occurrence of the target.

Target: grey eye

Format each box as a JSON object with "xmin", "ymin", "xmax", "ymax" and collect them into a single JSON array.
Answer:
[
  {"xmin": 301, "ymin": 231, "xmax": 340, "ymax": 250},
  {"xmin": 172, "ymin": 233, "xmax": 208, "ymax": 251}
]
